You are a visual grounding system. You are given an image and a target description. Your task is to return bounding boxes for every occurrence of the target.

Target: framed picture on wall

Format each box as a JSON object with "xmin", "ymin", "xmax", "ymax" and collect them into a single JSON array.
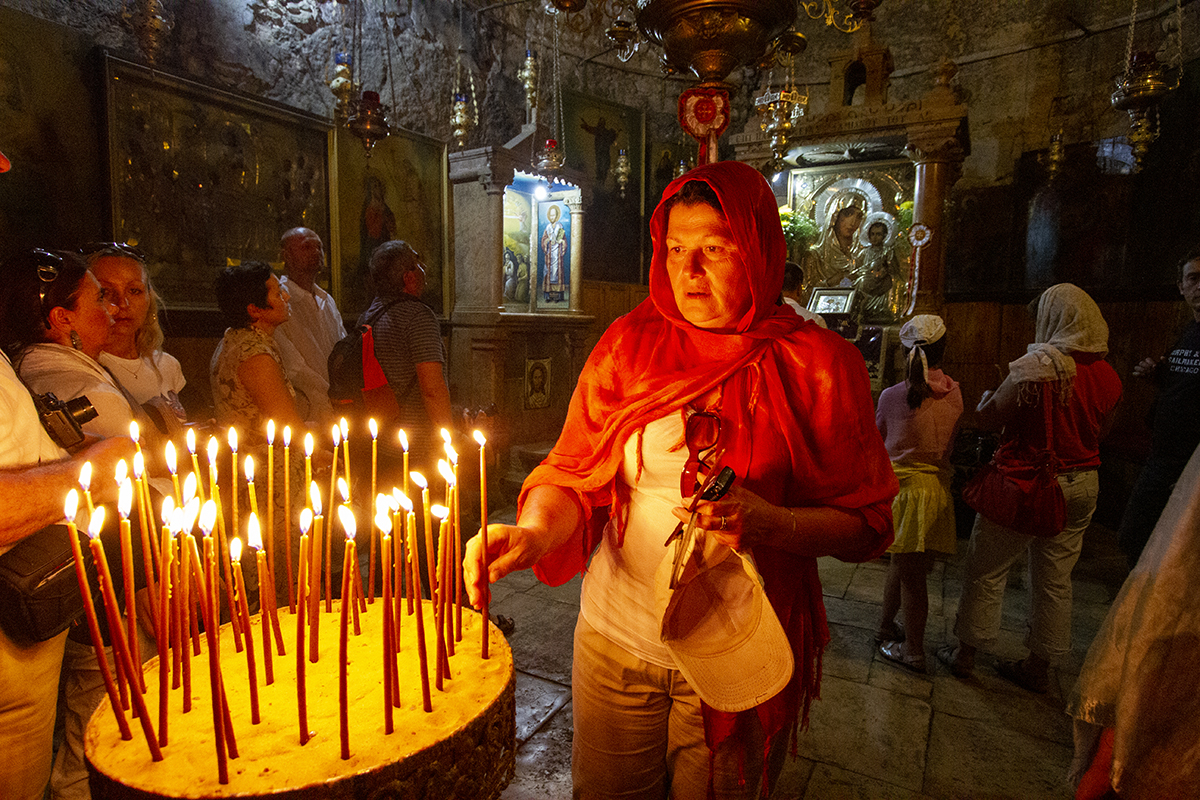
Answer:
[
  {"xmin": 333, "ymin": 127, "xmax": 450, "ymax": 317},
  {"xmin": 561, "ymin": 89, "xmax": 645, "ymax": 284},
  {"xmin": 103, "ymin": 52, "xmax": 331, "ymax": 311},
  {"xmin": 525, "ymin": 358, "xmax": 551, "ymax": 410},
  {"xmin": 533, "ymin": 197, "xmax": 572, "ymax": 311},
  {"xmin": 502, "ymin": 187, "xmax": 534, "ymax": 309}
]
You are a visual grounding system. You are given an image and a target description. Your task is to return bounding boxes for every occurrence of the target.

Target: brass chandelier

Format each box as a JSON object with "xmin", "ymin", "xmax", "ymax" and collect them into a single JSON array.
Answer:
[{"xmin": 800, "ymin": 0, "xmax": 883, "ymax": 34}]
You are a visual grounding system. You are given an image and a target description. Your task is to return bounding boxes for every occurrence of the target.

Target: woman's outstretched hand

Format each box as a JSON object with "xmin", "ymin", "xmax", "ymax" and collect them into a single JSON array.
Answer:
[{"xmin": 464, "ymin": 524, "xmax": 550, "ymax": 608}]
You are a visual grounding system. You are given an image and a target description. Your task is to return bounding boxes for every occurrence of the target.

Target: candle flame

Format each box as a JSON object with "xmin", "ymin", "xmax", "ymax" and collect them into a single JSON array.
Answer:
[
  {"xmin": 266, "ymin": 419, "xmax": 275, "ymax": 444},
  {"xmin": 118, "ymin": 479, "xmax": 133, "ymax": 518},
  {"xmin": 375, "ymin": 512, "xmax": 392, "ymax": 534},
  {"xmin": 88, "ymin": 506, "xmax": 106, "ymax": 539},
  {"xmin": 331, "ymin": 424, "xmax": 341, "ymax": 447},
  {"xmin": 299, "ymin": 508, "xmax": 313, "ymax": 535},
  {"xmin": 398, "ymin": 429, "xmax": 408, "ymax": 451},
  {"xmin": 430, "ymin": 504, "xmax": 449, "ymax": 520},
  {"xmin": 338, "ymin": 476, "xmax": 349, "ymax": 502},
  {"xmin": 410, "ymin": 471, "xmax": 427, "ymax": 490},
  {"xmin": 184, "ymin": 497, "xmax": 200, "ymax": 533},
  {"xmin": 473, "ymin": 429, "xmax": 486, "ymax": 446},
  {"xmin": 309, "ymin": 482, "xmax": 322, "ymax": 516},
  {"xmin": 129, "ymin": 420, "xmax": 140, "ymax": 443},
  {"xmin": 337, "ymin": 504, "xmax": 356, "ymax": 540},
  {"xmin": 440, "ymin": 428, "xmax": 451, "ymax": 444},
  {"xmin": 186, "ymin": 426, "xmax": 197, "ymax": 454},
  {"xmin": 183, "ymin": 472, "xmax": 197, "ymax": 503},
  {"xmin": 247, "ymin": 513, "xmax": 263, "ymax": 550},
  {"xmin": 160, "ymin": 495, "xmax": 175, "ymax": 526},
  {"xmin": 230, "ymin": 537, "xmax": 243, "ymax": 562},
  {"xmin": 396, "ymin": 490, "xmax": 413, "ymax": 513},
  {"xmin": 375, "ymin": 493, "xmax": 391, "ymax": 518},
  {"xmin": 170, "ymin": 507, "xmax": 185, "ymax": 533},
  {"xmin": 387, "ymin": 490, "xmax": 400, "ymax": 512},
  {"xmin": 304, "ymin": 432, "xmax": 314, "ymax": 457},
  {"xmin": 133, "ymin": 450, "xmax": 145, "ymax": 480},
  {"xmin": 64, "ymin": 489, "xmax": 78, "ymax": 523},
  {"xmin": 227, "ymin": 427, "xmax": 238, "ymax": 452},
  {"xmin": 244, "ymin": 455, "xmax": 255, "ymax": 483},
  {"xmin": 443, "ymin": 442, "xmax": 458, "ymax": 466},
  {"xmin": 283, "ymin": 425, "xmax": 292, "ymax": 447},
  {"xmin": 115, "ymin": 458, "xmax": 128, "ymax": 485},
  {"xmin": 165, "ymin": 441, "xmax": 177, "ymax": 474},
  {"xmin": 438, "ymin": 459, "xmax": 456, "ymax": 486},
  {"xmin": 369, "ymin": 418, "xmax": 378, "ymax": 439},
  {"xmin": 339, "ymin": 418, "xmax": 349, "ymax": 439},
  {"xmin": 199, "ymin": 500, "xmax": 217, "ymax": 534},
  {"xmin": 207, "ymin": 435, "xmax": 219, "ymax": 463},
  {"xmin": 79, "ymin": 461, "xmax": 92, "ymax": 491}
]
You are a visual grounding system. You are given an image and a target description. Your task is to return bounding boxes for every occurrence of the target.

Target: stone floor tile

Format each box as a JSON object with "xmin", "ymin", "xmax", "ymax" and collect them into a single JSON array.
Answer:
[
  {"xmin": 494, "ymin": 568, "xmax": 541, "ymax": 593},
  {"xmin": 845, "ymin": 564, "xmax": 889, "ymax": 604},
  {"xmin": 513, "ymin": 669, "xmax": 571, "ymax": 744},
  {"xmin": 930, "ymin": 672, "xmax": 1073, "ymax": 745},
  {"xmin": 525, "ymin": 573, "xmax": 584, "ymax": 606},
  {"xmin": 801, "ymin": 762, "xmax": 938, "ymax": 800},
  {"xmin": 796, "ymin": 675, "xmax": 931, "ymax": 792},
  {"xmin": 491, "ymin": 591, "xmax": 579, "ymax": 685},
  {"xmin": 869, "ymin": 656, "xmax": 934, "ymax": 700},
  {"xmin": 502, "ymin": 700, "xmax": 574, "ymax": 800},
  {"xmin": 769, "ymin": 755, "xmax": 816, "ymax": 800},
  {"xmin": 817, "ymin": 557, "xmax": 856, "ymax": 598},
  {"xmin": 823, "ymin": 623, "xmax": 875, "ymax": 683},
  {"xmin": 924, "ymin": 711, "xmax": 1073, "ymax": 799},
  {"xmin": 823, "ymin": 595, "xmax": 885, "ymax": 633}
]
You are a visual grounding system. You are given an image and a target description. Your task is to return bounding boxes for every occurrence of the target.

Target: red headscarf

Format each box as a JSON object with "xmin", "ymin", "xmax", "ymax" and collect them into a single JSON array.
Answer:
[{"xmin": 522, "ymin": 160, "xmax": 896, "ymax": 787}]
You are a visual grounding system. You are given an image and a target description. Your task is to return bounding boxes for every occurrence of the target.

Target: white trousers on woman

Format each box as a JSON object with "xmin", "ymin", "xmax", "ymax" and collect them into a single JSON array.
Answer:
[
  {"xmin": 571, "ymin": 614, "xmax": 787, "ymax": 800},
  {"xmin": 954, "ymin": 470, "xmax": 1100, "ymax": 663}
]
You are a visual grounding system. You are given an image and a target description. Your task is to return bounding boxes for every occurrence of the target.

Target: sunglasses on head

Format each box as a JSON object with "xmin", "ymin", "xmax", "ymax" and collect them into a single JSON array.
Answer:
[
  {"xmin": 681, "ymin": 410, "xmax": 721, "ymax": 498},
  {"xmin": 33, "ymin": 248, "xmax": 64, "ymax": 326},
  {"xmin": 79, "ymin": 241, "xmax": 145, "ymax": 261}
]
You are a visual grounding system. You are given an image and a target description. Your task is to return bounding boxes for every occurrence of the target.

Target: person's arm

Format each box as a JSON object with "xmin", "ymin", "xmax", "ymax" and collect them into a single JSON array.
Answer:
[
  {"xmin": 0, "ymin": 436, "xmax": 135, "ymax": 548},
  {"xmin": 673, "ymin": 484, "xmax": 878, "ymax": 560},
  {"xmin": 237, "ymin": 353, "xmax": 304, "ymax": 429},
  {"xmin": 463, "ymin": 484, "xmax": 581, "ymax": 608},
  {"xmin": 975, "ymin": 372, "xmax": 1019, "ymax": 431},
  {"xmin": 415, "ymin": 360, "xmax": 452, "ymax": 435}
]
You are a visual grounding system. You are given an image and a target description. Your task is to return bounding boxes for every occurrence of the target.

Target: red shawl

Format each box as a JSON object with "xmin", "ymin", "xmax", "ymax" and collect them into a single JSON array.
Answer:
[{"xmin": 520, "ymin": 160, "xmax": 896, "ymax": 789}]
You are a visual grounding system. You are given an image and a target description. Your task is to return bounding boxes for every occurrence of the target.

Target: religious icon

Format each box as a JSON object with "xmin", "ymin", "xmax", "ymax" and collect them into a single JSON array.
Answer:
[
  {"xmin": 852, "ymin": 213, "xmax": 905, "ymax": 324},
  {"xmin": 538, "ymin": 202, "xmax": 569, "ymax": 306},
  {"xmin": 525, "ymin": 359, "xmax": 550, "ymax": 410},
  {"xmin": 502, "ymin": 187, "xmax": 532, "ymax": 306}
]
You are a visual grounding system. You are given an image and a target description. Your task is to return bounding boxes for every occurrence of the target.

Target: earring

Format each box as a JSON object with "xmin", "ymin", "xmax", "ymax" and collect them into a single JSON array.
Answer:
[{"xmin": 69, "ymin": 330, "xmax": 82, "ymax": 350}]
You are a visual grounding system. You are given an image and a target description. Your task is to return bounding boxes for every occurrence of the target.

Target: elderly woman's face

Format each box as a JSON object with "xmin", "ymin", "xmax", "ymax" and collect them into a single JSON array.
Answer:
[
  {"xmin": 665, "ymin": 202, "xmax": 751, "ymax": 329},
  {"xmin": 91, "ymin": 255, "xmax": 149, "ymax": 346}
]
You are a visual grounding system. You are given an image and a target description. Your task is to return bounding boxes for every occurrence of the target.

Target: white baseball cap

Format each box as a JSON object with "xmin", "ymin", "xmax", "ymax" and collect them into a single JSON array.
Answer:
[{"xmin": 656, "ymin": 530, "xmax": 793, "ymax": 713}]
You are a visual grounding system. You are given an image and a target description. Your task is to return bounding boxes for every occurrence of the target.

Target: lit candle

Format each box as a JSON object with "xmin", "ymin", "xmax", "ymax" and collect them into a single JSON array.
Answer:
[
  {"xmin": 430, "ymin": 503, "xmax": 450, "ymax": 690},
  {"xmin": 443, "ymin": 442, "xmax": 463, "ymax": 644},
  {"xmin": 265, "ymin": 420, "xmax": 276, "ymax": 591},
  {"xmin": 337, "ymin": 504, "xmax": 356, "ymax": 760},
  {"xmin": 368, "ymin": 418, "xmax": 378, "ymax": 602},
  {"xmin": 129, "ymin": 420, "xmax": 141, "ymax": 456},
  {"xmin": 402, "ymin": 494, "xmax": 430, "ymax": 712},
  {"xmin": 196, "ymin": 501, "xmax": 229, "ymax": 783},
  {"xmin": 187, "ymin": 428, "xmax": 206, "ymax": 503},
  {"xmin": 65, "ymin": 491, "xmax": 132, "ymax": 741},
  {"xmin": 79, "ymin": 461, "xmax": 94, "ymax": 517},
  {"xmin": 228, "ymin": 427, "xmax": 239, "ymax": 545},
  {"xmin": 247, "ymin": 515, "xmax": 273, "ymax": 686},
  {"xmin": 116, "ymin": 478, "xmax": 144, "ymax": 692},
  {"xmin": 296, "ymin": 509, "xmax": 311, "ymax": 745},
  {"xmin": 87, "ymin": 507, "xmax": 163, "ymax": 761},
  {"xmin": 157, "ymin": 502, "xmax": 171, "ymax": 745},
  {"xmin": 165, "ymin": 441, "xmax": 182, "ymax": 505},
  {"xmin": 219, "ymin": 431, "xmax": 243, "ymax": 650},
  {"xmin": 244, "ymin": 456, "xmax": 258, "ymax": 522},
  {"xmin": 303, "ymin": 432, "xmax": 314, "ymax": 496},
  {"xmin": 339, "ymin": 478, "xmax": 363, "ymax": 618},
  {"xmin": 399, "ymin": 430, "xmax": 409, "ymax": 501},
  {"xmin": 283, "ymin": 425, "xmax": 294, "ymax": 613},
  {"xmin": 166, "ymin": 499, "xmax": 192, "ymax": 709},
  {"xmin": 326, "ymin": 425, "xmax": 341, "ymax": 613},
  {"xmin": 308, "ymin": 482, "xmax": 323, "ymax": 663},
  {"xmin": 393, "ymin": 489, "xmax": 409, "ymax": 625},
  {"xmin": 131, "ymin": 452, "xmax": 159, "ymax": 637},
  {"xmin": 438, "ymin": 459, "xmax": 458, "ymax": 657},
  {"xmin": 340, "ymin": 417, "xmax": 351, "ymax": 502},
  {"xmin": 230, "ymin": 537, "xmax": 259, "ymax": 724},
  {"xmin": 474, "ymin": 430, "xmax": 491, "ymax": 659},
  {"xmin": 206, "ymin": 436, "xmax": 220, "ymax": 504},
  {"xmin": 377, "ymin": 509, "xmax": 395, "ymax": 732}
]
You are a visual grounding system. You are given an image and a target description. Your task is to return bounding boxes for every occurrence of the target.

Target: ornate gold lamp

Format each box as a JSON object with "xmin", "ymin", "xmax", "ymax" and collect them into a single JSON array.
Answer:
[
  {"xmin": 801, "ymin": 0, "xmax": 883, "ymax": 34},
  {"xmin": 1110, "ymin": 0, "xmax": 1183, "ymax": 172},
  {"xmin": 123, "ymin": 0, "xmax": 171, "ymax": 65},
  {"xmin": 346, "ymin": 91, "xmax": 391, "ymax": 157}
]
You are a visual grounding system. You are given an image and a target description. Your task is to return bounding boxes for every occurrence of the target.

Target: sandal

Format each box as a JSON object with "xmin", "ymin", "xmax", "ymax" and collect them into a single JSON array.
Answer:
[
  {"xmin": 878, "ymin": 640, "xmax": 926, "ymax": 674},
  {"xmin": 874, "ymin": 620, "xmax": 906, "ymax": 645},
  {"xmin": 995, "ymin": 658, "xmax": 1049, "ymax": 694},
  {"xmin": 936, "ymin": 645, "xmax": 974, "ymax": 679}
]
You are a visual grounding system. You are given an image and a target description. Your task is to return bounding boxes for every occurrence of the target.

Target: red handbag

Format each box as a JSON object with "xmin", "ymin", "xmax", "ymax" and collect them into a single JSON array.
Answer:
[{"xmin": 963, "ymin": 385, "xmax": 1067, "ymax": 538}]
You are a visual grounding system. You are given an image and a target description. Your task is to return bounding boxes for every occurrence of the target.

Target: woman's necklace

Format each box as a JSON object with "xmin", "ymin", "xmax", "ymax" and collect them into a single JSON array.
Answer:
[{"xmin": 106, "ymin": 353, "xmax": 145, "ymax": 379}]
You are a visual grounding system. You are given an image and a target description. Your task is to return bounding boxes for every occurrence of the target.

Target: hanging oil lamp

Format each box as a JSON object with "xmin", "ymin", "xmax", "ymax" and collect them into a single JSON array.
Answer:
[
  {"xmin": 451, "ymin": 46, "xmax": 478, "ymax": 150},
  {"xmin": 614, "ymin": 149, "xmax": 631, "ymax": 198},
  {"xmin": 347, "ymin": 91, "xmax": 391, "ymax": 157},
  {"xmin": 534, "ymin": 138, "xmax": 566, "ymax": 173},
  {"xmin": 517, "ymin": 50, "xmax": 538, "ymax": 111},
  {"xmin": 328, "ymin": 52, "xmax": 359, "ymax": 124}
]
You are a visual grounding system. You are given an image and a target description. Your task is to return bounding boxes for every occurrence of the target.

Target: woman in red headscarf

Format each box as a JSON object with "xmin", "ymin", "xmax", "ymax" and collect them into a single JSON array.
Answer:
[{"xmin": 465, "ymin": 161, "xmax": 896, "ymax": 799}]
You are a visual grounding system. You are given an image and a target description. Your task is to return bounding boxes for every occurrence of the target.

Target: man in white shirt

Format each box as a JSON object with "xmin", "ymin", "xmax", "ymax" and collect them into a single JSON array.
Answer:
[{"xmin": 274, "ymin": 227, "xmax": 347, "ymax": 423}]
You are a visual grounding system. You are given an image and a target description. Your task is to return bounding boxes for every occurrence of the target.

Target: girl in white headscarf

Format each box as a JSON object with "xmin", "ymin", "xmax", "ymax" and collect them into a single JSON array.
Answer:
[
  {"xmin": 874, "ymin": 315, "xmax": 963, "ymax": 672},
  {"xmin": 940, "ymin": 284, "xmax": 1122, "ymax": 691}
]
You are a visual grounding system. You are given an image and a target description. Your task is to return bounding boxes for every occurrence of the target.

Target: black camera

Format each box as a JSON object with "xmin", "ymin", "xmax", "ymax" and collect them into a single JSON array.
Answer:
[{"xmin": 33, "ymin": 392, "xmax": 97, "ymax": 449}]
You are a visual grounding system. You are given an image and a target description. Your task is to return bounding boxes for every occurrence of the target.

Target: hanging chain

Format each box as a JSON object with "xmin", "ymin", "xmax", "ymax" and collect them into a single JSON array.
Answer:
[
  {"xmin": 1123, "ymin": 0, "xmax": 1139, "ymax": 77},
  {"xmin": 554, "ymin": 13, "xmax": 565, "ymax": 147},
  {"xmin": 384, "ymin": 11, "xmax": 398, "ymax": 113},
  {"xmin": 1173, "ymin": 0, "xmax": 1183, "ymax": 71}
]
